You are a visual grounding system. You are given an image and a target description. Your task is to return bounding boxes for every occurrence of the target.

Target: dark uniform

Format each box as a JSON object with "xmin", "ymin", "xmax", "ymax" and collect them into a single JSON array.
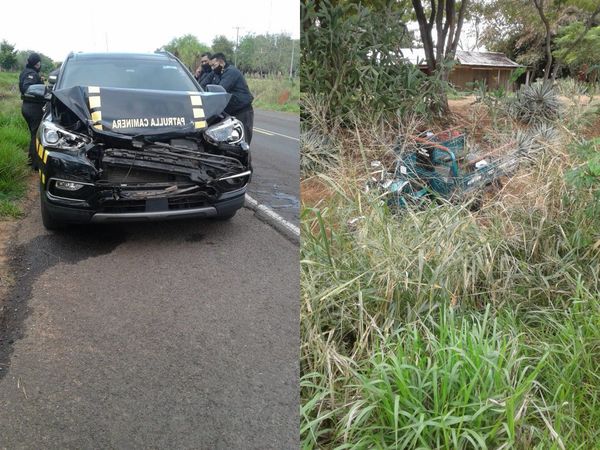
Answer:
[
  {"xmin": 212, "ymin": 64, "xmax": 254, "ymax": 144},
  {"xmin": 19, "ymin": 53, "xmax": 44, "ymax": 165},
  {"xmin": 196, "ymin": 69, "xmax": 214, "ymax": 90}
]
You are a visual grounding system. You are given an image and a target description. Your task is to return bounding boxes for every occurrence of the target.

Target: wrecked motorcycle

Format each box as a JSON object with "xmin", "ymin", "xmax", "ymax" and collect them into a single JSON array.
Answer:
[{"xmin": 370, "ymin": 129, "xmax": 518, "ymax": 209}]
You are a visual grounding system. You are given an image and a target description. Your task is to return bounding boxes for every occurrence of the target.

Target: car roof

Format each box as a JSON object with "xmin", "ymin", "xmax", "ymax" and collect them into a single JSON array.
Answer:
[{"xmin": 66, "ymin": 52, "xmax": 176, "ymax": 62}]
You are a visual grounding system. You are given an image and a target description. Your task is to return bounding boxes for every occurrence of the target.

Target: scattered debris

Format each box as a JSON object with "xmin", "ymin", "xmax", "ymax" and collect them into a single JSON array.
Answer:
[
  {"xmin": 347, "ymin": 216, "xmax": 366, "ymax": 230},
  {"xmin": 370, "ymin": 128, "xmax": 520, "ymax": 209}
]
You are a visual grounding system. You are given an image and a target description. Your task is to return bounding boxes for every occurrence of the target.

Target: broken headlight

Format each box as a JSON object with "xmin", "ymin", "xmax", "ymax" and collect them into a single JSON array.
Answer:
[
  {"xmin": 40, "ymin": 121, "xmax": 90, "ymax": 150},
  {"xmin": 203, "ymin": 118, "xmax": 244, "ymax": 145}
]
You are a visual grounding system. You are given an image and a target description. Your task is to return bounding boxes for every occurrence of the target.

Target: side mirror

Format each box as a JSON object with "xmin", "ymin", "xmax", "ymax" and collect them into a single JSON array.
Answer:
[
  {"xmin": 206, "ymin": 84, "xmax": 226, "ymax": 93},
  {"xmin": 48, "ymin": 69, "xmax": 60, "ymax": 86},
  {"xmin": 23, "ymin": 84, "xmax": 51, "ymax": 102}
]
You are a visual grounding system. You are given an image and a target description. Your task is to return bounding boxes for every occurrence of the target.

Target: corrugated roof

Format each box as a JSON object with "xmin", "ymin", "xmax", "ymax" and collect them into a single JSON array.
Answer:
[
  {"xmin": 399, "ymin": 49, "xmax": 522, "ymax": 68},
  {"xmin": 455, "ymin": 51, "xmax": 521, "ymax": 67}
]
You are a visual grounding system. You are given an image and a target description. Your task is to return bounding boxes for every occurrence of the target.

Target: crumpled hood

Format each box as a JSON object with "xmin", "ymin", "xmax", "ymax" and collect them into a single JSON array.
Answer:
[{"xmin": 52, "ymin": 86, "xmax": 231, "ymax": 136}]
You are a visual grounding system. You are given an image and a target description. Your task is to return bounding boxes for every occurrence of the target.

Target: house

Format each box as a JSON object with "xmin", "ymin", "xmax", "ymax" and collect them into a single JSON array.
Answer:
[{"xmin": 400, "ymin": 49, "xmax": 528, "ymax": 91}]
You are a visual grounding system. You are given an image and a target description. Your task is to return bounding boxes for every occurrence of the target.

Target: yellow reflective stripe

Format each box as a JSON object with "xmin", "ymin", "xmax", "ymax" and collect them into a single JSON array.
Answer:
[
  {"xmin": 37, "ymin": 143, "xmax": 43, "ymax": 158},
  {"xmin": 190, "ymin": 95, "xmax": 202, "ymax": 106},
  {"xmin": 89, "ymin": 95, "xmax": 101, "ymax": 109},
  {"xmin": 91, "ymin": 111, "xmax": 102, "ymax": 122},
  {"xmin": 88, "ymin": 86, "xmax": 100, "ymax": 94},
  {"xmin": 194, "ymin": 120, "xmax": 207, "ymax": 129},
  {"xmin": 192, "ymin": 107, "xmax": 205, "ymax": 119},
  {"xmin": 43, "ymin": 150, "xmax": 48, "ymax": 164},
  {"xmin": 93, "ymin": 124, "xmax": 103, "ymax": 130},
  {"xmin": 41, "ymin": 173, "xmax": 45, "ymax": 184}
]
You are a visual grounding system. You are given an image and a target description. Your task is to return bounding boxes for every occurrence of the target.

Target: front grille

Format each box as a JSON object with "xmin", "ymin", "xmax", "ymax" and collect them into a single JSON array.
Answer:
[
  {"xmin": 97, "ymin": 191, "xmax": 214, "ymax": 213},
  {"xmin": 168, "ymin": 196, "xmax": 208, "ymax": 210},
  {"xmin": 101, "ymin": 166, "xmax": 184, "ymax": 183}
]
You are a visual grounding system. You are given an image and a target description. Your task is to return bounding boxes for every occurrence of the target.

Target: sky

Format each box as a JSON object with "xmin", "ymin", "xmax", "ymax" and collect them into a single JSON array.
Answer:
[{"xmin": 1, "ymin": 0, "xmax": 299, "ymax": 62}]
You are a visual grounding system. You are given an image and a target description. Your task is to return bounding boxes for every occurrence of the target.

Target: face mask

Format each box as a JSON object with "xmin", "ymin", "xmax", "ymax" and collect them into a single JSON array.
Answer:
[
  {"xmin": 202, "ymin": 63, "xmax": 211, "ymax": 72},
  {"xmin": 213, "ymin": 65, "xmax": 223, "ymax": 75}
]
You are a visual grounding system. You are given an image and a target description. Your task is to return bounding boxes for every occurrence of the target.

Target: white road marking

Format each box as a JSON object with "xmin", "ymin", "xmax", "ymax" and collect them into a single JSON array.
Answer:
[
  {"xmin": 254, "ymin": 127, "xmax": 299, "ymax": 142},
  {"xmin": 255, "ymin": 128, "xmax": 274, "ymax": 136}
]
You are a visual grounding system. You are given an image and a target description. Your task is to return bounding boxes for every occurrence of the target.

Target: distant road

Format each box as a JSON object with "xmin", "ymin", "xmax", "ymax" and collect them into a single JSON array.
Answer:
[{"xmin": 249, "ymin": 109, "xmax": 300, "ymax": 225}]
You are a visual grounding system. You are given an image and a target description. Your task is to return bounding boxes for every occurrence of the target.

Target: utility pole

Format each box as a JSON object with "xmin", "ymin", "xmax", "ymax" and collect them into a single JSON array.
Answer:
[
  {"xmin": 289, "ymin": 41, "xmax": 295, "ymax": 79},
  {"xmin": 233, "ymin": 26, "xmax": 242, "ymax": 66}
]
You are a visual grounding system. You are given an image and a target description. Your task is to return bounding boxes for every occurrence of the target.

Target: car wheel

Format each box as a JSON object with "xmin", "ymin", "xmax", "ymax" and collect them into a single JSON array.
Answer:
[{"xmin": 40, "ymin": 186, "xmax": 64, "ymax": 230}]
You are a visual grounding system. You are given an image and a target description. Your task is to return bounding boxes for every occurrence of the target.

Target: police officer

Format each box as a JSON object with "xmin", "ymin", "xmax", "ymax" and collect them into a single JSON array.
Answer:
[
  {"xmin": 19, "ymin": 53, "xmax": 44, "ymax": 166},
  {"xmin": 209, "ymin": 53, "xmax": 254, "ymax": 144},
  {"xmin": 194, "ymin": 52, "xmax": 214, "ymax": 89}
]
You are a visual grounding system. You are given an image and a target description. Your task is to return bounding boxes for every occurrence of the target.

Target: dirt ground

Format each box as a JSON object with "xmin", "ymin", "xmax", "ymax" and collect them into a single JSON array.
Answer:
[
  {"xmin": 449, "ymin": 96, "xmax": 478, "ymax": 114},
  {"xmin": 300, "ymin": 177, "xmax": 334, "ymax": 208}
]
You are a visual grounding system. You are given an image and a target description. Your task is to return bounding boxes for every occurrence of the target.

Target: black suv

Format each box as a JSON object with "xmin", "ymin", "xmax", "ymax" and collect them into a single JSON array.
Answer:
[{"xmin": 29, "ymin": 51, "xmax": 251, "ymax": 229}]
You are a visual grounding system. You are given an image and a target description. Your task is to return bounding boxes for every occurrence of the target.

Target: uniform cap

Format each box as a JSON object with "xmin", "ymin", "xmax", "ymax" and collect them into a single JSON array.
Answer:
[{"xmin": 27, "ymin": 53, "xmax": 41, "ymax": 67}]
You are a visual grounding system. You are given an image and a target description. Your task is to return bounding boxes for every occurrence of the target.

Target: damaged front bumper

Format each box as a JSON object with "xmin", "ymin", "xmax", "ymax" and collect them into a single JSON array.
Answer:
[{"xmin": 38, "ymin": 142, "xmax": 250, "ymax": 224}]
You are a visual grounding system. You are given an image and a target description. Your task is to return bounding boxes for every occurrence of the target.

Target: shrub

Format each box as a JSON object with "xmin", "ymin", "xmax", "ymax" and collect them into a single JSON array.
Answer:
[
  {"xmin": 301, "ymin": 0, "xmax": 442, "ymax": 129},
  {"xmin": 511, "ymin": 82, "xmax": 561, "ymax": 125}
]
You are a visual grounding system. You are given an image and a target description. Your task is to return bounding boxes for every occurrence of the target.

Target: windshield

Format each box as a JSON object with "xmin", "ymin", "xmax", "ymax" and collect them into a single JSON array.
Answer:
[{"xmin": 59, "ymin": 58, "xmax": 199, "ymax": 92}]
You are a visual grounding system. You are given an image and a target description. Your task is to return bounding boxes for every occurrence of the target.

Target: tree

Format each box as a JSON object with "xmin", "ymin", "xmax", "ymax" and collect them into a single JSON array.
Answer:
[
  {"xmin": 411, "ymin": 0, "xmax": 469, "ymax": 112},
  {"xmin": 477, "ymin": 0, "xmax": 600, "ymax": 81},
  {"xmin": 16, "ymin": 51, "xmax": 55, "ymax": 74},
  {"xmin": 478, "ymin": 0, "xmax": 538, "ymax": 53},
  {"xmin": 0, "ymin": 40, "xmax": 17, "ymax": 71},
  {"xmin": 211, "ymin": 35, "xmax": 235, "ymax": 61},
  {"xmin": 233, "ymin": 33, "xmax": 299, "ymax": 76},
  {"xmin": 554, "ymin": 22, "xmax": 600, "ymax": 82},
  {"xmin": 302, "ymin": 0, "xmax": 425, "ymax": 124},
  {"xmin": 163, "ymin": 34, "xmax": 210, "ymax": 71},
  {"xmin": 551, "ymin": 4, "xmax": 600, "ymax": 79},
  {"xmin": 531, "ymin": 0, "xmax": 553, "ymax": 81},
  {"xmin": 237, "ymin": 34, "xmax": 257, "ymax": 73}
]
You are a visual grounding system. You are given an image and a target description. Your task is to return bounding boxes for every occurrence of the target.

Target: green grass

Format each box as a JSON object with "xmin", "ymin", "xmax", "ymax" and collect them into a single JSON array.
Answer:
[
  {"xmin": 0, "ymin": 198, "xmax": 23, "ymax": 218},
  {"xmin": 308, "ymin": 308, "xmax": 547, "ymax": 449},
  {"xmin": 0, "ymin": 72, "xmax": 30, "ymax": 218},
  {"xmin": 300, "ymin": 117, "xmax": 600, "ymax": 448},
  {"xmin": 247, "ymin": 77, "xmax": 299, "ymax": 113}
]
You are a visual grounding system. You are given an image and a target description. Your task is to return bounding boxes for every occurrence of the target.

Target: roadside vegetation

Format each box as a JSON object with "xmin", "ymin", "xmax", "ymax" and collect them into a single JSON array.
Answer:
[
  {"xmin": 247, "ymin": 77, "xmax": 299, "ymax": 113},
  {"xmin": 0, "ymin": 72, "xmax": 29, "ymax": 219},
  {"xmin": 301, "ymin": 0, "xmax": 600, "ymax": 448},
  {"xmin": 162, "ymin": 34, "xmax": 300, "ymax": 113}
]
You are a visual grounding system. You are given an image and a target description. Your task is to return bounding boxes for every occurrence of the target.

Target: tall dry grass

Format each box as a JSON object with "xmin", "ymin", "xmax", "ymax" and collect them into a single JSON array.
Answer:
[{"xmin": 300, "ymin": 90, "xmax": 600, "ymax": 449}]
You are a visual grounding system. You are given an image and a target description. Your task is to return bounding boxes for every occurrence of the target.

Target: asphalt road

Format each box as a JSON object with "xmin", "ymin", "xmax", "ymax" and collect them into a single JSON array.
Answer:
[
  {"xmin": 248, "ymin": 110, "xmax": 300, "ymax": 225},
  {"xmin": 0, "ymin": 196, "xmax": 299, "ymax": 448}
]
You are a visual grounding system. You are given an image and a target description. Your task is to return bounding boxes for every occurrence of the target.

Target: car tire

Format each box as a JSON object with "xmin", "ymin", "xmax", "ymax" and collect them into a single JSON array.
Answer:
[{"xmin": 40, "ymin": 186, "xmax": 64, "ymax": 230}]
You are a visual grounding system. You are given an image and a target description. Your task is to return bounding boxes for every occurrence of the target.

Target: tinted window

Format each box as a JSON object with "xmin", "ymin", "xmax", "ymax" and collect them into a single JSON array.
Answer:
[{"xmin": 59, "ymin": 58, "xmax": 199, "ymax": 92}]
